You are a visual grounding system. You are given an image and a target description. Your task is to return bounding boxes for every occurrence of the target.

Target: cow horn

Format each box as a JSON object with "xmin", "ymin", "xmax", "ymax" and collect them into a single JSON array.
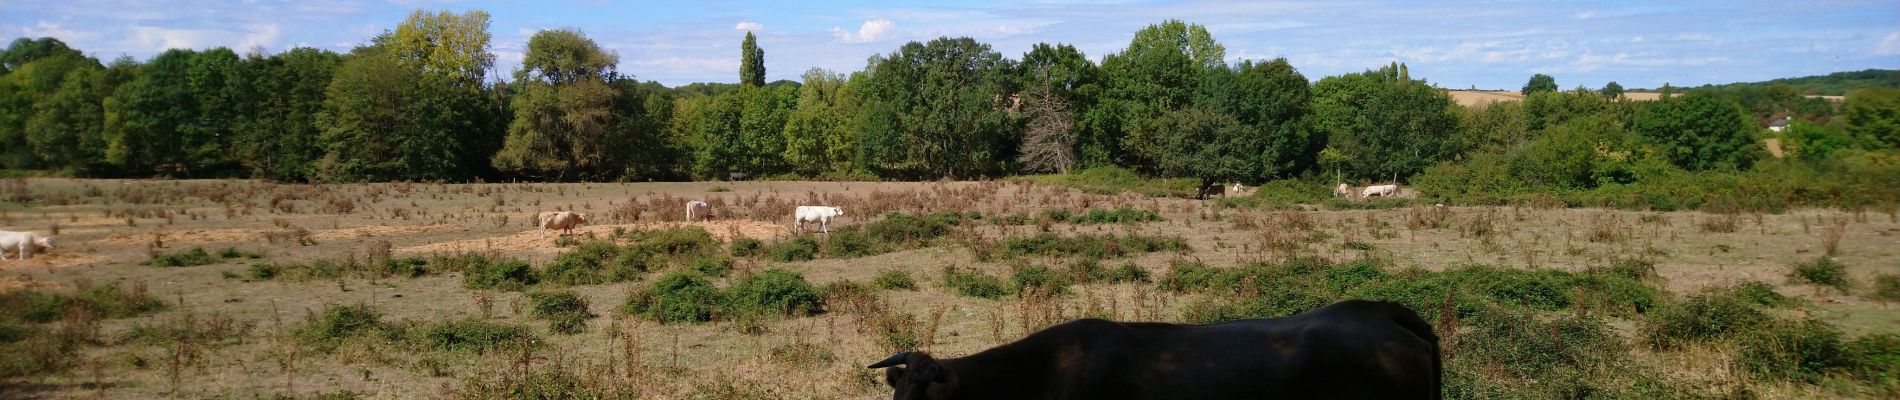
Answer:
[{"xmin": 867, "ymin": 352, "xmax": 911, "ymax": 369}]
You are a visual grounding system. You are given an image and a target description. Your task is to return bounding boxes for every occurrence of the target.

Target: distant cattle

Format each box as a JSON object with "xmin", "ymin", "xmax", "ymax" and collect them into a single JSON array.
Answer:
[
  {"xmin": 727, "ymin": 172, "xmax": 750, "ymax": 181},
  {"xmin": 1362, "ymin": 184, "xmax": 1399, "ymax": 198},
  {"xmin": 537, "ymin": 211, "xmax": 588, "ymax": 238},
  {"xmin": 0, "ymin": 231, "xmax": 54, "ymax": 260},
  {"xmin": 686, "ymin": 201, "xmax": 712, "ymax": 222},
  {"xmin": 793, "ymin": 206, "xmax": 843, "ymax": 234},
  {"xmin": 1196, "ymin": 184, "xmax": 1225, "ymax": 200},
  {"xmin": 869, "ymin": 300, "xmax": 1442, "ymax": 400},
  {"xmin": 1336, "ymin": 183, "xmax": 1356, "ymax": 198}
]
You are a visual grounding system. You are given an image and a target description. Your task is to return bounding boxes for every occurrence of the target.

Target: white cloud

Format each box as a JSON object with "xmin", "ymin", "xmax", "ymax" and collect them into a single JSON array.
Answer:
[
  {"xmin": 1573, "ymin": 11, "xmax": 1596, "ymax": 19},
  {"xmin": 1673, "ymin": 33, "xmax": 1715, "ymax": 42},
  {"xmin": 832, "ymin": 19, "xmax": 895, "ymax": 43},
  {"xmin": 22, "ymin": 21, "xmax": 101, "ymax": 43},
  {"xmin": 735, "ymin": 21, "xmax": 764, "ymax": 30},
  {"xmin": 126, "ymin": 24, "xmax": 281, "ymax": 52},
  {"xmin": 235, "ymin": 24, "xmax": 281, "ymax": 52},
  {"xmin": 1878, "ymin": 32, "xmax": 1900, "ymax": 55}
]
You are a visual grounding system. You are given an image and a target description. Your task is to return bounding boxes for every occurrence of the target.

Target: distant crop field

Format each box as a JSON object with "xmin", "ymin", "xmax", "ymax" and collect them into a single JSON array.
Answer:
[{"xmin": 2, "ymin": 178, "xmax": 1897, "ymax": 399}]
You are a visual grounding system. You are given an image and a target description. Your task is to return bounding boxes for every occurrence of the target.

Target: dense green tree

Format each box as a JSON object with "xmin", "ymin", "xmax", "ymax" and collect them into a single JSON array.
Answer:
[
  {"xmin": 1523, "ymin": 88, "xmax": 1610, "ymax": 133},
  {"xmin": 24, "ymin": 66, "xmax": 110, "ymax": 174},
  {"xmin": 1843, "ymin": 88, "xmax": 1900, "ymax": 148},
  {"xmin": 1505, "ymin": 116, "xmax": 1644, "ymax": 189},
  {"xmin": 1454, "ymin": 100, "xmax": 1528, "ymax": 154},
  {"xmin": 104, "ymin": 49, "xmax": 199, "ymax": 176},
  {"xmin": 492, "ymin": 29, "xmax": 621, "ymax": 180},
  {"xmin": 316, "ymin": 46, "xmax": 477, "ymax": 181},
  {"xmin": 613, "ymin": 79, "xmax": 683, "ymax": 180},
  {"xmin": 1600, "ymin": 81, "xmax": 1625, "ymax": 99},
  {"xmin": 1128, "ymin": 107, "xmax": 1251, "ymax": 195},
  {"xmin": 230, "ymin": 48, "xmax": 343, "ymax": 181},
  {"xmin": 855, "ymin": 37, "xmax": 1020, "ymax": 179},
  {"xmin": 1522, "ymin": 73, "xmax": 1557, "ymax": 95},
  {"xmin": 782, "ymin": 68, "xmax": 855, "ymax": 175},
  {"xmin": 1780, "ymin": 120, "xmax": 1859, "ymax": 161},
  {"xmin": 0, "ymin": 48, "xmax": 99, "ymax": 169},
  {"xmin": 738, "ymin": 84, "xmax": 796, "ymax": 174},
  {"xmin": 690, "ymin": 92, "xmax": 744, "ymax": 178},
  {"xmin": 0, "ymin": 37, "xmax": 83, "ymax": 74},
  {"xmin": 740, "ymin": 32, "xmax": 765, "ymax": 87},
  {"xmin": 1184, "ymin": 58, "xmax": 1314, "ymax": 179},
  {"xmin": 180, "ymin": 47, "xmax": 242, "ymax": 176},
  {"xmin": 1630, "ymin": 92, "xmax": 1758, "ymax": 171},
  {"xmin": 1311, "ymin": 63, "xmax": 1459, "ymax": 181},
  {"xmin": 1090, "ymin": 20, "xmax": 1223, "ymax": 168},
  {"xmin": 384, "ymin": 9, "xmax": 495, "ymax": 86},
  {"xmin": 1018, "ymin": 43, "xmax": 1097, "ymax": 174}
]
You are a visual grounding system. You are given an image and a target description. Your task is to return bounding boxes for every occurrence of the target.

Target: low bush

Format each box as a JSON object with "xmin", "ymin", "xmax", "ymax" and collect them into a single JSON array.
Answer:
[
  {"xmin": 723, "ymin": 269, "xmax": 823, "ymax": 317},
  {"xmin": 690, "ymin": 256, "xmax": 732, "ymax": 277},
  {"xmin": 298, "ymin": 303, "xmax": 384, "ymax": 346},
  {"xmin": 764, "ymin": 236, "xmax": 819, "ymax": 262},
  {"xmin": 1642, "ymin": 290, "xmax": 1769, "ymax": 349},
  {"xmin": 216, "ymin": 247, "xmax": 264, "ymax": 259},
  {"xmin": 1008, "ymin": 264, "xmax": 1071, "ymax": 295},
  {"xmin": 0, "ymin": 282, "xmax": 165, "ymax": 323},
  {"xmin": 1876, "ymin": 274, "xmax": 1900, "ymax": 304},
  {"xmin": 623, "ymin": 227, "xmax": 718, "ymax": 257},
  {"xmin": 413, "ymin": 319, "xmax": 534, "ymax": 354},
  {"xmin": 1017, "ymin": 166, "xmax": 1200, "ymax": 198},
  {"xmin": 527, "ymin": 290, "xmax": 595, "ymax": 335},
  {"xmin": 464, "ymin": 258, "xmax": 538, "ymax": 290},
  {"xmin": 729, "ymin": 238, "xmax": 763, "ymax": 257},
  {"xmin": 1065, "ymin": 208, "xmax": 1162, "ymax": 224},
  {"xmin": 991, "ymin": 233, "xmax": 1189, "ymax": 260},
  {"xmin": 1465, "ymin": 308, "xmax": 1624, "ymax": 379},
  {"xmin": 539, "ymin": 241, "xmax": 623, "ymax": 285},
  {"xmin": 873, "ymin": 269, "xmax": 917, "ymax": 291},
  {"xmin": 1847, "ymin": 334, "xmax": 1900, "ymax": 394},
  {"xmin": 1107, "ymin": 263, "xmax": 1152, "ymax": 284},
  {"xmin": 621, "ymin": 272, "xmax": 721, "ymax": 324},
  {"xmin": 1723, "ymin": 281, "xmax": 1800, "ymax": 308},
  {"xmin": 147, "ymin": 247, "xmax": 216, "ymax": 267},
  {"xmin": 1790, "ymin": 257, "xmax": 1852, "ymax": 293},
  {"xmin": 1735, "ymin": 318, "xmax": 1849, "ymax": 383},
  {"xmin": 942, "ymin": 267, "xmax": 1008, "ymax": 299}
]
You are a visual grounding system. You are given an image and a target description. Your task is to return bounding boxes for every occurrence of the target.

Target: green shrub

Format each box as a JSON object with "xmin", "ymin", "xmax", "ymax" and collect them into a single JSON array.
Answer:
[
  {"xmin": 147, "ymin": 247, "xmax": 216, "ymax": 267},
  {"xmin": 249, "ymin": 263, "xmax": 280, "ymax": 280},
  {"xmin": 0, "ymin": 282, "xmax": 167, "ymax": 323},
  {"xmin": 527, "ymin": 290, "xmax": 595, "ymax": 335},
  {"xmin": 822, "ymin": 229, "xmax": 880, "ymax": 258},
  {"xmin": 464, "ymin": 258, "xmax": 538, "ymax": 290},
  {"xmin": 1108, "ymin": 263, "xmax": 1152, "ymax": 284},
  {"xmin": 1066, "ymin": 208, "xmax": 1162, "ymax": 224},
  {"xmin": 1569, "ymin": 274, "xmax": 1660, "ymax": 316},
  {"xmin": 1465, "ymin": 309, "xmax": 1624, "ymax": 379},
  {"xmin": 414, "ymin": 319, "xmax": 534, "ymax": 354},
  {"xmin": 1593, "ymin": 258, "xmax": 1659, "ymax": 281},
  {"xmin": 1018, "ymin": 166, "xmax": 1200, "ymax": 198},
  {"xmin": 1642, "ymin": 291, "xmax": 1769, "ymax": 349},
  {"xmin": 1724, "ymin": 281, "xmax": 1799, "ymax": 308},
  {"xmin": 540, "ymin": 241, "xmax": 622, "ymax": 285},
  {"xmin": 216, "ymin": 247, "xmax": 263, "ymax": 259},
  {"xmin": 1736, "ymin": 319, "xmax": 1849, "ymax": 383},
  {"xmin": 942, "ymin": 267, "xmax": 1008, "ymax": 299},
  {"xmin": 765, "ymin": 236, "xmax": 819, "ymax": 262},
  {"xmin": 1324, "ymin": 261, "xmax": 1387, "ymax": 295},
  {"xmin": 862, "ymin": 212, "xmax": 963, "ymax": 244},
  {"xmin": 299, "ymin": 303, "xmax": 384, "ymax": 345},
  {"xmin": 0, "ymin": 322, "xmax": 25, "ymax": 343},
  {"xmin": 1156, "ymin": 261, "xmax": 1229, "ymax": 293},
  {"xmin": 1345, "ymin": 269, "xmax": 1489, "ymax": 319},
  {"xmin": 690, "ymin": 256, "xmax": 732, "ymax": 277},
  {"xmin": 1009, "ymin": 264, "xmax": 1071, "ymax": 295},
  {"xmin": 1064, "ymin": 258, "xmax": 1107, "ymax": 284},
  {"xmin": 723, "ymin": 269, "xmax": 823, "ymax": 317},
  {"xmin": 992, "ymin": 233, "xmax": 1189, "ymax": 259},
  {"xmin": 625, "ymin": 227, "xmax": 718, "ymax": 257},
  {"xmin": 379, "ymin": 257, "xmax": 431, "ymax": 278},
  {"xmin": 622, "ymin": 272, "xmax": 720, "ymax": 324},
  {"xmin": 1876, "ymin": 274, "xmax": 1900, "ymax": 304},
  {"xmin": 730, "ymin": 238, "xmax": 763, "ymax": 257},
  {"xmin": 873, "ymin": 269, "xmax": 917, "ymax": 291},
  {"xmin": 1847, "ymin": 334, "xmax": 1900, "ymax": 393},
  {"xmin": 1791, "ymin": 257, "xmax": 1852, "ymax": 293}
]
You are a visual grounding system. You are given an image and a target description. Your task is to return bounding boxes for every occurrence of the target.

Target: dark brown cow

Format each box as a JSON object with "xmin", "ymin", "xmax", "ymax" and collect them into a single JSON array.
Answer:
[{"xmin": 869, "ymin": 300, "xmax": 1441, "ymax": 400}]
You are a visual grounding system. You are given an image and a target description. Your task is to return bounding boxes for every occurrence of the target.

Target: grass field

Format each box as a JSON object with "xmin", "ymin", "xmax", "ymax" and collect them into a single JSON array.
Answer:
[{"xmin": 2, "ymin": 178, "xmax": 1897, "ymax": 399}]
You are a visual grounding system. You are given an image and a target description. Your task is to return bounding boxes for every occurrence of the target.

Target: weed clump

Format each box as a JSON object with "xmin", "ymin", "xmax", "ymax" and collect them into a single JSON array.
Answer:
[
  {"xmin": 729, "ymin": 238, "xmax": 763, "ymax": 257},
  {"xmin": 621, "ymin": 272, "xmax": 721, "ymax": 324},
  {"xmin": 874, "ymin": 269, "xmax": 918, "ymax": 291},
  {"xmin": 1735, "ymin": 318, "xmax": 1849, "ymax": 383},
  {"xmin": 1008, "ymin": 264, "xmax": 1072, "ymax": 295},
  {"xmin": 1875, "ymin": 274, "xmax": 1900, "ymax": 304},
  {"xmin": 146, "ymin": 247, "xmax": 216, "ymax": 267},
  {"xmin": 942, "ymin": 267, "xmax": 1008, "ymax": 299},
  {"xmin": 723, "ymin": 269, "xmax": 823, "ymax": 317},
  {"xmin": 413, "ymin": 319, "xmax": 534, "ymax": 354},
  {"xmin": 526, "ymin": 290, "xmax": 595, "ymax": 335},
  {"xmin": 764, "ymin": 236, "xmax": 819, "ymax": 262},
  {"xmin": 1790, "ymin": 257, "xmax": 1852, "ymax": 293},
  {"xmin": 992, "ymin": 233, "xmax": 1189, "ymax": 260},
  {"xmin": 1642, "ymin": 291, "xmax": 1768, "ymax": 349},
  {"xmin": 464, "ymin": 258, "xmax": 539, "ymax": 290},
  {"xmin": 298, "ymin": 303, "xmax": 385, "ymax": 348}
]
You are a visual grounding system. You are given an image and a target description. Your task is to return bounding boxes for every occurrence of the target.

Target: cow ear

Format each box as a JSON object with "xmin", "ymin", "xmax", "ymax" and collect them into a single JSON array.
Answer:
[
  {"xmin": 884, "ymin": 366, "xmax": 905, "ymax": 387},
  {"xmin": 915, "ymin": 363, "xmax": 945, "ymax": 383}
]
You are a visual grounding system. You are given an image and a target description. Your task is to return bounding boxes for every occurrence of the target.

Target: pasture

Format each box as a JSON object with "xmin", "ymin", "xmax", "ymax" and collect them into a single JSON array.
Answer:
[{"xmin": 2, "ymin": 178, "xmax": 1898, "ymax": 399}]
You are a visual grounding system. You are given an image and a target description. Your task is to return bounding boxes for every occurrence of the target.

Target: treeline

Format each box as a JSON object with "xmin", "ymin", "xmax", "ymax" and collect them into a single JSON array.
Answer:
[
  {"xmin": 2, "ymin": 11, "xmax": 1898, "ymax": 199},
  {"xmin": 1685, "ymin": 68, "xmax": 1900, "ymax": 97}
]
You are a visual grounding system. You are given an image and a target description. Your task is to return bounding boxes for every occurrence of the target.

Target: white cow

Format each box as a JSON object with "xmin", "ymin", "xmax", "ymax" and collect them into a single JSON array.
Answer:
[
  {"xmin": 686, "ymin": 201, "xmax": 712, "ymax": 222},
  {"xmin": 794, "ymin": 206, "xmax": 844, "ymax": 234},
  {"xmin": 0, "ymin": 231, "xmax": 54, "ymax": 260},
  {"xmin": 1335, "ymin": 183, "xmax": 1356, "ymax": 198},
  {"xmin": 1229, "ymin": 182, "xmax": 1247, "ymax": 196},
  {"xmin": 537, "ymin": 211, "xmax": 589, "ymax": 238},
  {"xmin": 1361, "ymin": 184, "xmax": 1399, "ymax": 198}
]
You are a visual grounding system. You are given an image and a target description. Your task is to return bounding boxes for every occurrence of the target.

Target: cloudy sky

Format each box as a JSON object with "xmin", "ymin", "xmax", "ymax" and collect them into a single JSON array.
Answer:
[{"xmin": 3, "ymin": 0, "xmax": 1896, "ymax": 89}]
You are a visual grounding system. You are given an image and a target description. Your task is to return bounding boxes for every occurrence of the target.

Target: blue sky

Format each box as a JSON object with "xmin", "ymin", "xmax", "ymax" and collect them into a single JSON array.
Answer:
[{"xmin": 3, "ymin": 0, "xmax": 1896, "ymax": 90}]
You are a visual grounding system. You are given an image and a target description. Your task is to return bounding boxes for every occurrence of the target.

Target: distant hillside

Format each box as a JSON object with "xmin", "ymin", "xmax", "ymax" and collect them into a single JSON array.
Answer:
[{"xmin": 1653, "ymin": 69, "xmax": 1900, "ymax": 96}]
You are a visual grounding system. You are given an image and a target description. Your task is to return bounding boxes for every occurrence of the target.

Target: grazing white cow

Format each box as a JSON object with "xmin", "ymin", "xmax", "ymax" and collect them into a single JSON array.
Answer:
[
  {"xmin": 686, "ymin": 201, "xmax": 712, "ymax": 222},
  {"xmin": 794, "ymin": 206, "xmax": 844, "ymax": 234},
  {"xmin": 1229, "ymin": 182, "xmax": 1247, "ymax": 196},
  {"xmin": 0, "ymin": 231, "xmax": 54, "ymax": 260},
  {"xmin": 1361, "ymin": 184, "xmax": 1399, "ymax": 198},
  {"xmin": 1335, "ymin": 183, "xmax": 1356, "ymax": 198},
  {"xmin": 537, "ymin": 211, "xmax": 589, "ymax": 238}
]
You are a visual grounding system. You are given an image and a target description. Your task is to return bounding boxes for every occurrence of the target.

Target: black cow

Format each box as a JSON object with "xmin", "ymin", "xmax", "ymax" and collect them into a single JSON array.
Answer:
[{"xmin": 867, "ymin": 300, "xmax": 1441, "ymax": 400}]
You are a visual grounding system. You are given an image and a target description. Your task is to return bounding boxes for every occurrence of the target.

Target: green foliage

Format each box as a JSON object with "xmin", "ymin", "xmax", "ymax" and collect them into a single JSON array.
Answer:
[
  {"xmin": 1791, "ymin": 257, "xmax": 1852, "ymax": 292},
  {"xmin": 621, "ymin": 272, "xmax": 720, "ymax": 324},
  {"xmin": 1107, "ymin": 263, "xmax": 1152, "ymax": 284},
  {"xmin": 1845, "ymin": 87, "xmax": 1900, "ymax": 148},
  {"xmin": 739, "ymin": 32, "xmax": 765, "ymax": 87},
  {"xmin": 991, "ymin": 233, "xmax": 1189, "ymax": 259},
  {"xmin": 1019, "ymin": 166, "xmax": 1201, "ymax": 198},
  {"xmin": 1631, "ymin": 92, "xmax": 1759, "ymax": 171},
  {"xmin": 1311, "ymin": 62, "xmax": 1459, "ymax": 180},
  {"xmin": 1695, "ymin": 68, "xmax": 1900, "ymax": 97},
  {"xmin": 1848, "ymin": 334, "xmax": 1900, "ymax": 393},
  {"xmin": 1465, "ymin": 308, "xmax": 1621, "ymax": 380},
  {"xmin": 723, "ymin": 269, "xmax": 822, "ymax": 317},
  {"xmin": 941, "ymin": 267, "xmax": 1008, "ymax": 299},
  {"xmin": 1599, "ymin": 81, "xmax": 1625, "ymax": 99},
  {"xmin": 729, "ymin": 237, "xmax": 763, "ymax": 257},
  {"xmin": 873, "ymin": 269, "xmax": 917, "ymax": 291},
  {"xmin": 147, "ymin": 246, "xmax": 217, "ymax": 267},
  {"xmin": 415, "ymin": 319, "xmax": 534, "ymax": 354},
  {"xmin": 781, "ymin": 68, "xmax": 857, "ymax": 175},
  {"xmin": 1521, "ymin": 73, "xmax": 1558, "ymax": 95},
  {"xmin": 856, "ymin": 37, "xmax": 1019, "ymax": 178},
  {"xmin": 0, "ymin": 281, "xmax": 165, "ymax": 323},
  {"xmin": 1875, "ymin": 274, "xmax": 1900, "ymax": 304},
  {"xmin": 317, "ymin": 44, "xmax": 492, "ymax": 182},
  {"xmin": 540, "ymin": 241, "xmax": 627, "ymax": 285},
  {"xmin": 1735, "ymin": 319, "xmax": 1849, "ymax": 383},
  {"xmin": 689, "ymin": 256, "xmax": 731, "ymax": 277},
  {"xmin": 492, "ymin": 29, "xmax": 626, "ymax": 180},
  {"xmin": 1642, "ymin": 290, "xmax": 1768, "ymax": 349},
  {"xmin": 298, "ymin": 303, "xmax": 384, "ymax": 345},
  {"xmin": 764, "ymin": 236, "xmax": 819, "ymax": 262},
  {"xmin": 1780, "ymin": 120, "xmax": 1860, "ymax": 161},
  {"xmin": 1008, "ymin": 264, "xmax": 1071, "ymax": 295},
  {"xmin": 463, "ymin": 258, "xmax": 539, "ymax": 290},
  {"xmin": 526, "ymin": 290, "xmax": 595, "ymax": 335}
]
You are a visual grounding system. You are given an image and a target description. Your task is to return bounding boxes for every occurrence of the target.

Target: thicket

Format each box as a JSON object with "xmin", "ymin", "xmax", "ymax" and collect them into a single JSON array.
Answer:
[{"xmin": 619, "ymin": 268, "xmax": 822, "ymax": 324}]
